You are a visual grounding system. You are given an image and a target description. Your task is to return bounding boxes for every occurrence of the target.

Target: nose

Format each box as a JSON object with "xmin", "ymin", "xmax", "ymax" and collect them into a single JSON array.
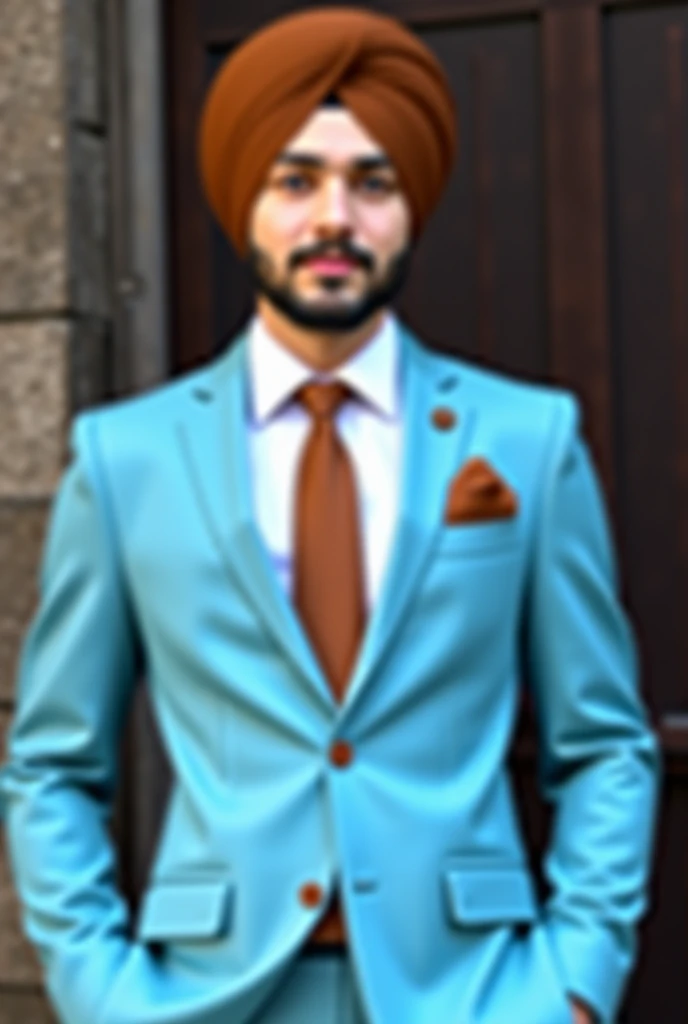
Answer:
[{"xmin": 312, "ymin": 175, "xmax": 355, "ymax": 237}]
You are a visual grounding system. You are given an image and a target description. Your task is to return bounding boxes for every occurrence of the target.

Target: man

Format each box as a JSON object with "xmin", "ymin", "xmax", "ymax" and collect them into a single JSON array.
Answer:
[{"xmin": 0, "ymin": 7, "xmax": 659, "ymax": 1024}]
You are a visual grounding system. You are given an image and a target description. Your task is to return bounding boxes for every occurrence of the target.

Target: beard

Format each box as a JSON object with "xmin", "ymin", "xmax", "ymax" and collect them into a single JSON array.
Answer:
[{"xmin": 244, "ymin": 240, "xmax": 414, "ymax": 332}]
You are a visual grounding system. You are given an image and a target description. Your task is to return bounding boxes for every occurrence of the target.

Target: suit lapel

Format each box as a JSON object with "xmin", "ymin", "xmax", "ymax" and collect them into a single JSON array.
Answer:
[
  {"xmin": 176, "ymin": 323, "xmax": 478, "ymax": 719},
  {"xmin": 339, "ymin": 325, "xmax": 476, "ymax": 716},
  {"xmin": 176, "ymin": 331, "xmax": 335, "ymax": 712}
]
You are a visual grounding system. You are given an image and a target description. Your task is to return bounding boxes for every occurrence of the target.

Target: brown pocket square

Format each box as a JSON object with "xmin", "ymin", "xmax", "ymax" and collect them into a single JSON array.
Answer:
[{"xmin": 443, "ymin": 457, "xmax": 519, "ymax": 524}]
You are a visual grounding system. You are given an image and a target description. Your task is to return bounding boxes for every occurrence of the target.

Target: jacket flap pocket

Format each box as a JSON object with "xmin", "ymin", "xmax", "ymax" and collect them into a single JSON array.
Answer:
[
  {"xmin": 443, "ymin": 866, "xmax": 537, "ymax": 926},
  {"xmin": 137, "ymin": 879, "xmax": 234, "ymax": 941}
]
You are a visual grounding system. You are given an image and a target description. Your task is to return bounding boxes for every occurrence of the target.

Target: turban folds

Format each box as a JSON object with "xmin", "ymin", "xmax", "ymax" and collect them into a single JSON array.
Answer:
[{"xmin": 198, "ymin": 6, "xmax": 458, "ymax": 257}]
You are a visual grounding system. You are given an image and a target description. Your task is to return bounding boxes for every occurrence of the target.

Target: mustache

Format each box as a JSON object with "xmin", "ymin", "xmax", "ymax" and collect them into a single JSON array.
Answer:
[{"xmin": 291, "ymin": 244, "xmax": 374, "ymax": 272}]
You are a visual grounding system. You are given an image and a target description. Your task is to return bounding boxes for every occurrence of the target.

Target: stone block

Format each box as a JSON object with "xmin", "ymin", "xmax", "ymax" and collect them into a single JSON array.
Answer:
[
  {"xmin": 0, "ymin": 990, "xmax": 56, "ymax": 1024},
  {"xmin": 0, "ymin": 321, "xmax": 69, "ymax": 498},
  {"xmin": 0, "ymin": 0, "xmax": 68, "ymax": 313},
  {"xmin": 0, "ymin": 500, "xmax": 50, "ymax": 704}
]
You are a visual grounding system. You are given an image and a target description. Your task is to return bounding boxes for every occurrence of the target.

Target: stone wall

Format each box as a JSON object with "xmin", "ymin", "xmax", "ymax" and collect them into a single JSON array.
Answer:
[{"xmin": 0, "ymin": 1, "xmax": 112, "ymax": 1018}]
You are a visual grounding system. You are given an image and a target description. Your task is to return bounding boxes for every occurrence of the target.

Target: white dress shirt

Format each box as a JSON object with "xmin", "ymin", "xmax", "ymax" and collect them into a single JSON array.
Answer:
[{"xmin": 246, "ymin": 310, "xmax": 403, "ymax": 611}]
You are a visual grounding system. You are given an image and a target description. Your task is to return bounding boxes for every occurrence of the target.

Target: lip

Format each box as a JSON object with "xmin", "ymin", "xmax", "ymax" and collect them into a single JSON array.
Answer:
[{"xmin": 305, "ymin": 258, "xmax": 359, "ymax": 273}]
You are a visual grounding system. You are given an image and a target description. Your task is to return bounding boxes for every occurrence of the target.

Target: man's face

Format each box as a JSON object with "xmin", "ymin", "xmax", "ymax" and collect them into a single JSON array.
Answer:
[{"xmin": 246, "ymin": 106, "xmax": 414, "ymax": 332}]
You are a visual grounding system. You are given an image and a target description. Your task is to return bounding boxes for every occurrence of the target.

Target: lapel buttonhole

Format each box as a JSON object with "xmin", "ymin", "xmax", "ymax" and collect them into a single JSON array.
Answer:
[{"xmin": 192, "ymin": 387, "xmax": 213, "ymax": 403}]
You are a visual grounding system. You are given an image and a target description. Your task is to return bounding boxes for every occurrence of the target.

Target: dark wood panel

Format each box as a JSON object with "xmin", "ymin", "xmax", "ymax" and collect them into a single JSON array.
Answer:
[
  {"xmin": 621, "ymin": 776, "xmax": 688, "ymax": 1021},
  {"xmin": 164, "ymin": 0, "xmax": 214, "ymax": 370},
  {"xmin": 666, "ymin": 22, "xmax": 688, "ymax": 621},
  {"xmin": 197, "ymin": 0, "xmax": 688, "ymax": 44},
  {"xmin": 199, "ymin": 2, "xmax": 534, "ymax": 43},
  {"xmin": 542, "ymin": 7, "xmax": 616, "ymax": 499},
  {"xmin": 661, "ymin": 715, "xmax": 688, "ymax": 778},
  {"xmin": 397, "ymin": 20, "xmax": 548, "ymax": 380},
  {"xmin": 198, "ymin": 0, "xmax": 528, "ymax": 41},
  {"xmin": 604, "ymin": 2, "xmax": 688, "ymax": 715}
]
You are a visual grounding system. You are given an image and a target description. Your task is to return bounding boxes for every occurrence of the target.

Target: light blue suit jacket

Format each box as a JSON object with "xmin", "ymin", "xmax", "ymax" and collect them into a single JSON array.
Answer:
[{"xmin": 0, "ymin": 324, "xmax": 660, "ymax": 1024}]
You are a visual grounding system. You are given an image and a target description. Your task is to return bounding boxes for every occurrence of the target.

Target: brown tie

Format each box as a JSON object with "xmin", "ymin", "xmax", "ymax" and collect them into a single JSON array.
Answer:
[
  {"xmin": 293, "ymin": 380, "xmax": 367, "ymax": 704},
  {"xmin": 293, "ymin": 380, "xmax": 366, "ymax": 946}
]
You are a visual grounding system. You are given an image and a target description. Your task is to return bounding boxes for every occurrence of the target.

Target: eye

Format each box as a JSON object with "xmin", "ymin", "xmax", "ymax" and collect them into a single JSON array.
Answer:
[
  {"xmin": 358, "ymin": 176, "xmax": 393, "ymax": 194},
  {"xmin": 277, "ymin": 173, "xmax": 312, "ymax": 192}
]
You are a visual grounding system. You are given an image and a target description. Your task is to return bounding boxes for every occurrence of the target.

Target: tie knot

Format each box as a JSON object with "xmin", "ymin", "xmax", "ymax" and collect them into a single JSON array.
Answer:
[{"xmin": 296, "ymin": 380, "xmax": 351, "ymax": 420}]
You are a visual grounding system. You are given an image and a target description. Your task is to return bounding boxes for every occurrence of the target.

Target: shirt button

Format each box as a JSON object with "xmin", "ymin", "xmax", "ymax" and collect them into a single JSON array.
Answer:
[
  {"xmin": 299, "ymin": 881, "xmax": 324, "ymax": 908},
  {"xmin": 330, "ymin": 739, "xmax": 354, "ymax": 768}
]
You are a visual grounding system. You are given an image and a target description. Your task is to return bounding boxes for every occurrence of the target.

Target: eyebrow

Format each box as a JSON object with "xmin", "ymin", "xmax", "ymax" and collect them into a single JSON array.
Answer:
[{"xmin": 273, "ymin": 152, "xmax": 395, "ymax": 173}]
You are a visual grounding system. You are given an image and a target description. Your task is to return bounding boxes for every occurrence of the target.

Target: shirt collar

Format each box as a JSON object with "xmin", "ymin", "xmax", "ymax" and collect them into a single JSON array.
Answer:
[{"xmin": 247, "ymin": 309, "xmax": 400, "ymax": 425}]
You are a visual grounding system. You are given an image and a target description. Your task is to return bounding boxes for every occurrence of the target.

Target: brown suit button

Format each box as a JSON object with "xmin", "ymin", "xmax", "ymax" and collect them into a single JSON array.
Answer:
[
  {"xmin": 330, "ymin": 740, "xmax": 354, "ymax": 768},
  {"xmin": 431, "ymin": 407, "xmax": 457, "ymax": 430},
  {"xmin": 299, "ymin": 882, "xmax": 324, "ymax": 907}
]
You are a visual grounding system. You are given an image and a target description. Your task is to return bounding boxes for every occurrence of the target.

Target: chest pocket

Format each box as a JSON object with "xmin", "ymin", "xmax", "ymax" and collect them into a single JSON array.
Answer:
[{"xmin": 433, "ymin": 517, "xmax": 520, "ymax": 557}]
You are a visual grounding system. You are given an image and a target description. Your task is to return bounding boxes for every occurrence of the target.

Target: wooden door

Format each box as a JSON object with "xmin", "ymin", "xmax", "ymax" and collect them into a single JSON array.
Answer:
[{"xmin": 125, "ymin": 2, "xmax": 688, "ymax": 1019}]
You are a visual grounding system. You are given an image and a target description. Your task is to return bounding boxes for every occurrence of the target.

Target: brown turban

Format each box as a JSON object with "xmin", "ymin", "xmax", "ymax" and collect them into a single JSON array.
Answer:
[{"xmin": 198, "ymin": 6, "xmax": 458, "ymax": 258}]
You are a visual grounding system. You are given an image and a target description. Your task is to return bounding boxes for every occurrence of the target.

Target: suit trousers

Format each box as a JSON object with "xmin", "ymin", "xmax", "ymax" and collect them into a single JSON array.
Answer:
[{"xmin": 249, "ymin": 947, "xmax": 369, "ymax": 1024}]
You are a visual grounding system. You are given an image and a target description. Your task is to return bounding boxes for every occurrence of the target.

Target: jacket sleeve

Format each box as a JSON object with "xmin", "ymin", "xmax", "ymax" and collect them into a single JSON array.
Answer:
[
  {"xmin": 525, "ymin": 394, "xmax": 661, "ymax": 1024},
  {"xmin": 0, "ymin": 412, "xmax": 140, "ymax": 1024}
]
